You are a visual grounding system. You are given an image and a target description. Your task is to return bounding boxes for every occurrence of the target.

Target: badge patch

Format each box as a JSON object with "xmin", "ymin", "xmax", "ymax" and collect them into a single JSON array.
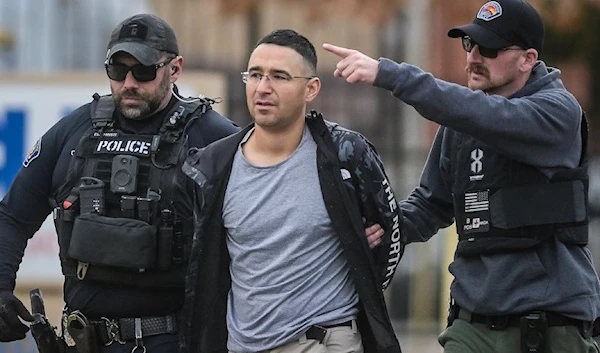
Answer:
[
  {"xmin": 23, "ymin": 138, "xmax": 41, "ymax": 167},
  {"xmin": 477, "ymin": 1, "xmax": 502, "ymax": 21}
]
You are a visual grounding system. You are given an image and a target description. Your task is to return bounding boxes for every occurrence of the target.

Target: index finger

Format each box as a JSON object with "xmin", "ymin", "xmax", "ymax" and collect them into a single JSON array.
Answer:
[{"xmin": 322, "ymin": 43, "xmax": 355, "ymax": 58}]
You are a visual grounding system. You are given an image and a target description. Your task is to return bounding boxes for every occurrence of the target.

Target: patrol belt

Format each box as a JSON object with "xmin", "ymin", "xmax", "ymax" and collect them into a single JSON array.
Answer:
[
  {"xmin": 96, "ymin": 315, "xmax": 177, "ymax": 344},
  {"xmin": 64, "ymin": 310, "xmax": 177, "ymax": 346}
]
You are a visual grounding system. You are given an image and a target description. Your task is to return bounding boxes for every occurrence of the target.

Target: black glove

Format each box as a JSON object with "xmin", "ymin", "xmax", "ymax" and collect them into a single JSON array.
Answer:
[{"xmin": 0, "ymin": 291, "xmax": 34, "ymax": 342}]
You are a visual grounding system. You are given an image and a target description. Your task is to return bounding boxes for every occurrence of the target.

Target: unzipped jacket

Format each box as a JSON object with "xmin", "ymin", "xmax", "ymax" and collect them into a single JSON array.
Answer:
[{"xmin": 179, "ymin": 111, "xmax": 405, "ymax": 353}]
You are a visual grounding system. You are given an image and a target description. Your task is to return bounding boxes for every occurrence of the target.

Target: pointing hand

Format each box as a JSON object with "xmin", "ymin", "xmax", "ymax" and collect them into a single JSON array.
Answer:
[{"xmin": 322, "ymin": 43, "xmax": 379, "ymax": 84}]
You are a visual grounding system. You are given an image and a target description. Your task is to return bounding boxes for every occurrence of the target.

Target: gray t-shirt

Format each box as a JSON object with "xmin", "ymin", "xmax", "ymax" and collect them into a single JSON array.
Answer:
[{"xmin": 223, "ymin": 126, "xmax": 358, "ymax": 352}]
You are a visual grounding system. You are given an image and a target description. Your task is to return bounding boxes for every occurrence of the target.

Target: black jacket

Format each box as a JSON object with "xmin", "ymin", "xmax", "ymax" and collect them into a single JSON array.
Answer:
[{"xmin": 180, "ymin": 112, "xmax": 405, "ymax": 353}]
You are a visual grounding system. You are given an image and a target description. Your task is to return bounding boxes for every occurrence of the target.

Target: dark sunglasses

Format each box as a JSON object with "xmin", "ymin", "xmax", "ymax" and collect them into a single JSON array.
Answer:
[
  {"xmin": 105, "ymin": 57, "xmax": 174, "ymax": 82},
  {"xmin": 461, "ymin": 37, "xmax": 523, "ymax": 59}
]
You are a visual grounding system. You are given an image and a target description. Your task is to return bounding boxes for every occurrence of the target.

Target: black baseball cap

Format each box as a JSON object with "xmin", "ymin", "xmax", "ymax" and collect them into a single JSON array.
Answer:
[
  {"xmin": 448, "ymin": 0, "xmax": 544, "ymax": 53},
  {"xmin": 106, "ymin": 14, "xmax": 179, "ymax": 66}
]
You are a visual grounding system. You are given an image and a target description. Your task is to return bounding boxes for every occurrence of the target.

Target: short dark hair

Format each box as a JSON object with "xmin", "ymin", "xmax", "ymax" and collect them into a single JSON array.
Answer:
[{"xmin": 256, "ymin": 29, "xmax": 317, "ymax": 74}]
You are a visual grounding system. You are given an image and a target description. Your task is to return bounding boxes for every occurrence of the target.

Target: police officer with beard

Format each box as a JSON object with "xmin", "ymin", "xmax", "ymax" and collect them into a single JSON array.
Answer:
[{"xmin": 0, "ymin": 14, "xmax": 238, "ymax": 353}]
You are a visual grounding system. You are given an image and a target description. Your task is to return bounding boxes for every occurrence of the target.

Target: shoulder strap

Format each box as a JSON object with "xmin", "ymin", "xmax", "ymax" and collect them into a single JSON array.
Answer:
[
  {"xmin": 159, "ymin": 97, "xmax": 213, "ymax": 144},
  {"xmin": 146, "ymin": 97, "xmax": 214, "ymax": 209},
  {"xmin": 90, "ymin": 93, "xmax": 115, "ymax": 131}
]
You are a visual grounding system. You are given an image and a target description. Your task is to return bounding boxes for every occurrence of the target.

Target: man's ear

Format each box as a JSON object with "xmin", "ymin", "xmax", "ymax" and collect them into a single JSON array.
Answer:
[
  {"xmin": 306, "ymin": 77, "xmax": 321, "ymax": 103},
  {"xmin": 170, "ymin": 56, "xmax": 184, "ymax": 82},
  {"xmin": 521, "ymin": 49, "xmax": 538, "ymax": 72}
]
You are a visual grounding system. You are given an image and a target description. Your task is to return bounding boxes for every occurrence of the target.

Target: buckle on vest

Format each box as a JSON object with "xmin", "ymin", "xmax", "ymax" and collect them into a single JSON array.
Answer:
[{"xmin": 486, "ymin": 315, "xmax": 510, "ymax": 330}]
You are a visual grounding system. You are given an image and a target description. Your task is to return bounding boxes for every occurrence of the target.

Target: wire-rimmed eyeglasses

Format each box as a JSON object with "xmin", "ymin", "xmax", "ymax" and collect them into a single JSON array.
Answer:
[{"xmin": 241, "ymin": 71, "xmax": 316, "ymax": 85}]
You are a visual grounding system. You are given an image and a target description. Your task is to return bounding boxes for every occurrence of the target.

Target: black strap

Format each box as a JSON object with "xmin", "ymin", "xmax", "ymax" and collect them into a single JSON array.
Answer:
[
  {"xmin": 148, "ymin": 99, "xmax": 210, "ymax": 173},
  {"xmin": 116, "ymin": 315, "xmax": 177, "ymax": 341},
  {"xmin": 90, "ymin": 94, "xmax": 115, "ymax": 131},
  {"xmin": 159, "ymin": 99, "xmax": 210, "ymax": 144},
  {"xmin": 457, "ymin": 306, "xmax": 591, "ymax": 335},
  {"xmin": 93, "ymin": 314, "xmax": 177, "ymax": 344},
  {"xmin": 468, "ymin": 311, "xmax": 582, "ymax": 328},
  {"xmin": 53, "ymin": 208, "xmax": 77, "ymax": 222}
]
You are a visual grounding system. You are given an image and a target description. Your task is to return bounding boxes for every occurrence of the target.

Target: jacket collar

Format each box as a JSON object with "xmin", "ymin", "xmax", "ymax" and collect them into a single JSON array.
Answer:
[
  {"xmin": 182, "ymin": 123, "xmax": 253, "ymax": 187},
  {"xmin": 183, "ymin": 111, "xmax": 331, "ymax": 187}
]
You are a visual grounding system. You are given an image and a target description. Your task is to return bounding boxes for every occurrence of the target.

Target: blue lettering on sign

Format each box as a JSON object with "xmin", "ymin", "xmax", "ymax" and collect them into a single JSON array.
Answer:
[{"xmin": 0, "ymin": 109, "xmax": 25, "ymax": 198}]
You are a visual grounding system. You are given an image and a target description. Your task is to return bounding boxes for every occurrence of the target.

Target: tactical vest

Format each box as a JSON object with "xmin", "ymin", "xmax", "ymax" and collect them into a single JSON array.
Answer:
[
  {"xmin": 52, "ymin": 93, "xmax": 212, "ymax": 288},
  {"xmin": 452, "ymin": 114, "xmax": 589, "ymax": 256}
]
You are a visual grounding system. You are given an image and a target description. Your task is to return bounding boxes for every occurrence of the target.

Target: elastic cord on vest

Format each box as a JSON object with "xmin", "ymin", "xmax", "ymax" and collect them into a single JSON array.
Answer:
[{"xmin": 150, "ymin": 135, "xmax": 171, "ymax": 170}]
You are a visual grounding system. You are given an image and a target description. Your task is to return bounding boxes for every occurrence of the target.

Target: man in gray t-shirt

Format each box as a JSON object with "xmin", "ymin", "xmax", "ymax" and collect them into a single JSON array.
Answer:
[
  {"xmin": 224, "ymin": 125, "xmax": 360, "ymax": 351},
  {"xmin": 180, "ymin": 29, "xmax": 405, "ymax": 353}
]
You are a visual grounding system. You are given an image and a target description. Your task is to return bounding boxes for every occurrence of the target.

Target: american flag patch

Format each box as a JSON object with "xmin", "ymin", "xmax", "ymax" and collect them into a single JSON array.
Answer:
[{"xmin": 465, "ymin": 191, "xmax": 489, "ymax": 213}]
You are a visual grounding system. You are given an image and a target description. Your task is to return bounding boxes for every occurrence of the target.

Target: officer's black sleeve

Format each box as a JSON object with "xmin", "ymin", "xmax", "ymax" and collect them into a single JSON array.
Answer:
[
  {"xmin": 350, "ymin": 135, "xmax": 405, "ymax": 290},
  {"xmin": 198, "ymin": 110, "xmax": 240, "ymax": 144},
  {"xmin": 400, "ymin": 126, "xmax": 456, "ymax": 244},
  {"xmin": 0, "ymin": 111, "xmax": 82, "ymax": 291}
]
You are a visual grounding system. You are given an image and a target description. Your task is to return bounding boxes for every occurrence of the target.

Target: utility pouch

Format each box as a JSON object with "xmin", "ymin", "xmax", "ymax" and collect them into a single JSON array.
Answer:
[
  {"xmin": 79, "ymin": 177, "xmax": 105, "ymax": 215},
  {"xmin": 66, "ymin": 311, "xmax": 99, "ymax": 353},
  {"xmin": 68, "ymin": 213, "xmax": 157, "ymax": 270},
  {"xmin": 54, "ymin": 192, "xmax": 79, "ymax": 261},
  {"xmin": 520, "ymin": 312, "xmax": 547, "ymax": 353}
]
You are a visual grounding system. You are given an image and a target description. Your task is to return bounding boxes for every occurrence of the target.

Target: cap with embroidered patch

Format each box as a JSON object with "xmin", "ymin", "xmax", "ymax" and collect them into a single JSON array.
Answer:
[
  {"xmin": 106, "ymin": 14, "xmax": 179, "ymax": 66},
  {"xmin": 448, "ymin": 0, "xmax": 544, "ymax": 53}
]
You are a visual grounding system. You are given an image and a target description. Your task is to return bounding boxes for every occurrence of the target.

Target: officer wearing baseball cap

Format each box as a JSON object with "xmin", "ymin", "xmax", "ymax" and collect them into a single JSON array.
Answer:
[
  {"xmin": 323, "ymin": 0, "xmax": 600, "ymax": 352},
  {"xmin": 0, "ymin": 13, "xmax": 239, "ymax": 353}
]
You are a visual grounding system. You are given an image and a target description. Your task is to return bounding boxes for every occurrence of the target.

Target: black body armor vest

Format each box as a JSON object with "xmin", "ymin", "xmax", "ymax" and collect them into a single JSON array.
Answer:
[
  {"xmin": 452, "ymin": 114, "xmax": 589, "ymax": 256},
  {"xmin": 52, "ymin": 93, "xmax": 212, "ymax": 288}
]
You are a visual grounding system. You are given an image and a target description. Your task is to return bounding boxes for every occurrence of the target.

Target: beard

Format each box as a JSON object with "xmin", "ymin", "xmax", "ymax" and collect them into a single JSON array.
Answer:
[{"xmin": 112, "ymin": 73, "xmax": 171, "ymax": 120}]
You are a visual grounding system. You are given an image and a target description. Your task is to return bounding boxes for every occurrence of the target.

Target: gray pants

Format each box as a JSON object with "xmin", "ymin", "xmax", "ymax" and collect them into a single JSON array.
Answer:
[{"xmin": 230, "ymin": 321, "xmax": 363, "ymax": 353}]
